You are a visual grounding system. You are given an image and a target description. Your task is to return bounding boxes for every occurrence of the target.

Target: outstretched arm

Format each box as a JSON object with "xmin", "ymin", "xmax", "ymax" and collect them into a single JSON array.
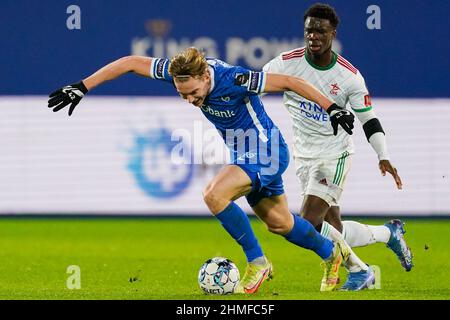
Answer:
[
  {"xmin": 48, "ymin": 56, "xmax": 152, "ymax": 115},
  {"xmin": 263, "ymin": 73, "xmax": 355, "ymax": 135},
  {"xmin": 264, "ymin": 73, "xmax": 333, "ymax": 111},
  {"xmin": 83, "ymin": 56, "xmax": 152, "ymax": 90}
]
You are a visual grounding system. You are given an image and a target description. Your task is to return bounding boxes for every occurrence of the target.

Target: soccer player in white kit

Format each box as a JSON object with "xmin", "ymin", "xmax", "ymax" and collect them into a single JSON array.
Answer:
[{"xmin": 263, "ymin": 3, "xmax": 413, "ymax": 289}]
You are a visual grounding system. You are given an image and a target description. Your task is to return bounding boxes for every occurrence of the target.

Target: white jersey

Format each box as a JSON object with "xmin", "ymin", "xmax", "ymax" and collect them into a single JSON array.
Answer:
[{"xmin": 263, "ymin": 47, "xmax": 373, "ymax": 159}]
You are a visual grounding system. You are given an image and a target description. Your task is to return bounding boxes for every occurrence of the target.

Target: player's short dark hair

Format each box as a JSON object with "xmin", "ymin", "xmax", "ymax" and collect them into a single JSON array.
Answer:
[{"xmin": 304, "ymin": 3, "xmax": 340, "ymax": 29}]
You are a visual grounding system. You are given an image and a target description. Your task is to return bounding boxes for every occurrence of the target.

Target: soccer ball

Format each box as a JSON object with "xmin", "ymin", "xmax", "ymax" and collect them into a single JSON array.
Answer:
[{"xmin": 198, "ymin": 257, "xmax": 240, "ymax": 295}]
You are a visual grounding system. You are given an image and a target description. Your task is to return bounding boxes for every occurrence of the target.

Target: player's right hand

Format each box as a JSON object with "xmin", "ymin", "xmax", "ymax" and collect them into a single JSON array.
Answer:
[
  {"xmin": 327, "ymin": 103, "xmax": 355, "ymax": 135},
  {"xmin": 379, "ymin": 160, "xmax": 403, "ymax": 190},
  {"xmin": 48, "ymin": 81, "xmax": 88, "ymax": 116}
]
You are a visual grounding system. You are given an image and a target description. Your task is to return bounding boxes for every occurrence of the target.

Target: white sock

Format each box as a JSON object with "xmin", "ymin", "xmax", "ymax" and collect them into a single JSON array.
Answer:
[
  {"xmin": 321, "ymin": 221, "xmax": 368, "ymax": 273},
  {"xmin": 342, "ymin": 221, "xmax": 391, "ymax": 247}
]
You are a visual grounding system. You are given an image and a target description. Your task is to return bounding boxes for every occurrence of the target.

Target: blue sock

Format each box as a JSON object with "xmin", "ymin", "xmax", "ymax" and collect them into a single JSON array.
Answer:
[
  {"xmin": 284, "ymin": 214, "xmax": 334, "ymax": 260},
  {"xmin": 216, "ymin": 202, "xmax": 264, "ymax": 262}
]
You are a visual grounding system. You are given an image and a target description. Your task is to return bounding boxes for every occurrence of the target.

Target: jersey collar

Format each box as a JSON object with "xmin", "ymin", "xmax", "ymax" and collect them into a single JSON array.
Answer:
[
  {"xmin": 305, "ymin": 51, "xmax": 337, "ymax": 71},
  {"xmin": 207, "ymin": 65, "xmax": 215, "ymax": 94}
]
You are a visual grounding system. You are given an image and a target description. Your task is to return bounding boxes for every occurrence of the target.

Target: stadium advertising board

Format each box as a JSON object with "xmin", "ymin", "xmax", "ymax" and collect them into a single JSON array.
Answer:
[{"xmin": 0, "ymin": 97, "xmax": 448, "ymax": 216}]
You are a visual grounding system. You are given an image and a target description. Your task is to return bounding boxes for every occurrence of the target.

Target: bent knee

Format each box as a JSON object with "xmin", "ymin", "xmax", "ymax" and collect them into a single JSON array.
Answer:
[
  {"xmin": 202, "ymin": 186, "xmax": 229, "ymax": 215},
  {"xmin": 203, "ymin": 187, "xmax": 219, "ymax": 206},
  {"xmin": 267, "ymin": 221, "xmax": 292, "ymax": 235}
]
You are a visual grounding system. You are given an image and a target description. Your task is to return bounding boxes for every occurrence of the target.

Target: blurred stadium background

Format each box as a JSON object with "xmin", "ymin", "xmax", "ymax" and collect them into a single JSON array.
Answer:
[
  {"xmin": 0, "ymin": 0, "xmax": 449, "ymax": 217},
  {"xmin": 0, "ymin": 0, "xmax": 449, "ymax": 300}
]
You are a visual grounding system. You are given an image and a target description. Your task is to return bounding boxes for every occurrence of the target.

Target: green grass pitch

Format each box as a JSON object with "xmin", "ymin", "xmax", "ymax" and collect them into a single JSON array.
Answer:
[{"xmin": 0, "ymin": 217, "xmax": 449, "ymax": 300}]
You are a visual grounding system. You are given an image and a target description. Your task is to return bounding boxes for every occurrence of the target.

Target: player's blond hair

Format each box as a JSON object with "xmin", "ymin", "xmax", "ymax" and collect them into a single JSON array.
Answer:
[{"xmin": 168, "ymin": 47, "xmax": 209, "ymax": 82}]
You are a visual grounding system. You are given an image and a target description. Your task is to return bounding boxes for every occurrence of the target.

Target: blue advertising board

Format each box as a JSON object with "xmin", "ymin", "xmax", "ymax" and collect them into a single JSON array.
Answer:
[{"xmin": 1, "ymin": 0, "xmax": 448, "ymax": 97}]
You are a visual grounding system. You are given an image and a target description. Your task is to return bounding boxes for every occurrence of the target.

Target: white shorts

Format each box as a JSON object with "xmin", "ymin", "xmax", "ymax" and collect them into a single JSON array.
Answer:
[{"xmin": 294, "ymin": 152, "xmax": 352, "ymax": 206}]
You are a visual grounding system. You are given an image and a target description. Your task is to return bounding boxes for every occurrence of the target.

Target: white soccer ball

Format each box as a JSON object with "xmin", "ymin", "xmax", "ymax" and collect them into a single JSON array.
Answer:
[{"xmin": 198, "ymin": 257, "xmax": 240, "ymax": 295}]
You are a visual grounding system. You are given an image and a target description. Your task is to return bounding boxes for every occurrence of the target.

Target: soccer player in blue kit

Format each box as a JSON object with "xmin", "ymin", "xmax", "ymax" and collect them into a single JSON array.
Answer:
[{"xmin": 48, "ymin": 47, "xmax": 375, "ymax": 292}]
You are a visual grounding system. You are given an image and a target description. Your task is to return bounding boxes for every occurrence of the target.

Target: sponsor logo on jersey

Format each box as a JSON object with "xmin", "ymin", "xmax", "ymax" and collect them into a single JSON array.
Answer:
[
  {"xmin": 249, "ymin": 72, "xmax": 261, "ymax": 92},
  {"xmin": 220, "ymin": 96, "xmax": 230, "ymax": 102},
  {"xmin": 234, "ymin": 72, "xmax": 261, "ymax": 92},
  {"xmin": 296, "ymin": 100, "xmax": 329, "ymax": 122},
  {"xmin": 234, "ymin": 73, "xmax": 249, "ymax": 86},
  {"xmin": 318, "ymin": 178, "xmax": 328, "ymax": 186},
  {"xmin": 330, "ymin": 83, "xmax": 340, "ymax": 96},
  {"xmin": 201, "ymin": 105, "xmax": 236, "ymax": 118},
  {"xmin": 155, "ymin": 59, "xmax": 166, "ymax": 78}
]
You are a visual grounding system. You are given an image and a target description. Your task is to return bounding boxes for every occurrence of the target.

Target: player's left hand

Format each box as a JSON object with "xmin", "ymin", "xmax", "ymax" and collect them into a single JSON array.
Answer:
[
  {"xmin": 327, "ymin": 103, "xmax": 355, "ymax": 135},
  {"xmin": 48, "ymin": 81, "xmax": 88, "ymax": 116},
  {"xmin": 379, "ymin": 160, "xmax": 403, "ymax": 190}
]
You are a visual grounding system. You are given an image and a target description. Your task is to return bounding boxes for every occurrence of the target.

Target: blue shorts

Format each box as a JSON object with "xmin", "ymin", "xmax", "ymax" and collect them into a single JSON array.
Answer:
[{"xmin": 231, "ymin": 140, "xmax": 290, "ymax": 207}]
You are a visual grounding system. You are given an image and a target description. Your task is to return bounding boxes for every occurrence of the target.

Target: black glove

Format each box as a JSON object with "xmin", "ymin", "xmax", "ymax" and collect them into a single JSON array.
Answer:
[
  {"xmin": 327, "ymin": 103, "xmax": 355, "ymax": 135},
  {"xmin": 48, "ymin": 81, "xmax": 88, "ymax": 116}
]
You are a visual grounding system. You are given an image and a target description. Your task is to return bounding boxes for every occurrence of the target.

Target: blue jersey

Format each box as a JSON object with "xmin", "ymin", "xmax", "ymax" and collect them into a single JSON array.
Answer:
[{"xmin": 149, "ymin": 58, "xmax": 287, "ymax": 163}]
